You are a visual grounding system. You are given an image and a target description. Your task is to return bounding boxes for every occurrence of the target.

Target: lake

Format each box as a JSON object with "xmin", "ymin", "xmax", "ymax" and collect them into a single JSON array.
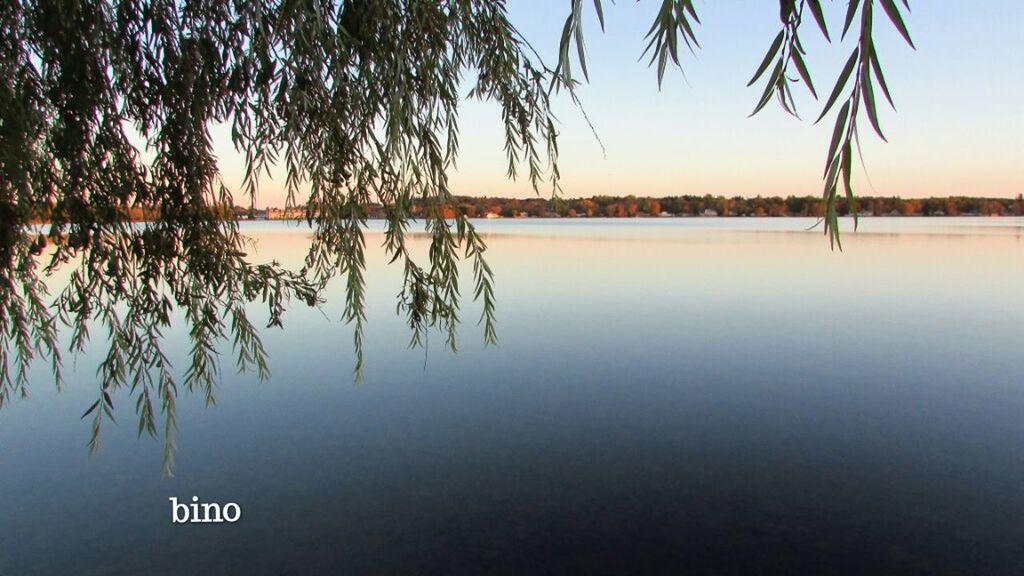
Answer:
[{"xmin": 1, "ymin": 217, "xmax": 1022, "ymax": 575}]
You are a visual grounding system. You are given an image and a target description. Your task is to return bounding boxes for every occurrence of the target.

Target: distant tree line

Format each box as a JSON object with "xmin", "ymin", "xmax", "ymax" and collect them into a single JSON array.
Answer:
[
  {"xmin": 408, "ymin": 194, "xmax": 1024, "ymax": 219},
  {"xmin": 27, "ymin": 194, "xmax": 1023, "ymax": 225}
]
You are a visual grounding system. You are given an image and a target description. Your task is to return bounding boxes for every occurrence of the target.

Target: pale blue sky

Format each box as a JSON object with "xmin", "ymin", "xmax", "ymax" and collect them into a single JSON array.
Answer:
[{"xmin": 226, "ymin": 2, "xmax": 1023, "ymax": 206}]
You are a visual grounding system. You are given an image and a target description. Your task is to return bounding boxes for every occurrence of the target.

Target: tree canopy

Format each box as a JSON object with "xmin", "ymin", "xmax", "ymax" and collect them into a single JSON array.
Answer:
[{"xmin": 0, "ymin": 0, "xmax": 914, "ymax": 473}]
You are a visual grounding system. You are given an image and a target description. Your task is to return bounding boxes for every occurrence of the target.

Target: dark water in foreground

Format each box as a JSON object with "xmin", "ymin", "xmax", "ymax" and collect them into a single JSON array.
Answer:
[{"xmin": 1, "ymin": 218, "xmax": 1023, "ymax": 575}]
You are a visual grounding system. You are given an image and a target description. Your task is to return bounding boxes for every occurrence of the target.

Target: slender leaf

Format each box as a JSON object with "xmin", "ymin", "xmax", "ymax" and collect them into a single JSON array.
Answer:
[
  {"xmin": 842, "ymin": 0, "xmax": 862, "ymax": 40},
  {"xmin": 861, "ymin": 64, "xmax": 887, "ymax": 141},
  {"xmin": 825, "ymin": 100, "xmax": 851, "ymax": 176},
  {"xmin": 750, "ymin": 58, "xmax": 785, "ymax": 116},
  {"xmin": 575, "ymin": 25, "xmax": 589, "ymax": 81},
  {"xmin": 792, "ymin": 48, "xmax": 817, "ymax": 98},
  {"xmin": 815, "ymin": 48, "xmax": 859, "ymax": 123},
  {"xmin": 869, "ymin": 47, "xmax": 896, "ymax": 109},
  {"xmin": 806, "ymin": 0, "xmax": 831, "ymax": 41},
  {"xmin": 879, "ymin": 0, "xmax": 916, "ymax": 48},
  {"xmin": 747, "ymin": 31, "xmax": 785, "ymax": 87}
]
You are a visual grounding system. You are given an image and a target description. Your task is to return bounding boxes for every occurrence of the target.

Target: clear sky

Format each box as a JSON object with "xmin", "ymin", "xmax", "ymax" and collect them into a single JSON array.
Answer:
[{"xmin": 224, "ymin": 1, "xmax": 1023, "ymax": 207}]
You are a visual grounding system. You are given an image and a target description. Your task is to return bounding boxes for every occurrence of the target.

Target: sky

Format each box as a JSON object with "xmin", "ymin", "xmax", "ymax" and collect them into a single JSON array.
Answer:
[{"xmin": 221, "ymin": 1, "xmax": 1024, "ymax": 207}]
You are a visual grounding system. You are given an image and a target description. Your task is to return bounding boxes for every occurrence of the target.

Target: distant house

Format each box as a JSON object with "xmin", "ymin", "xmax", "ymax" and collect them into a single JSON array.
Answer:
[
  {"xmin": 266, "ymin": 207, "xmax": 306, "ymax": 220},
  {"xmin": 702, "ymin": 208, "xmax": 719, "ymax": 217},
  {"xmin": 233, "ymin": 207, "xmax": 267, "ymax": 220},
  {"xmin": 658, "ymin": 211, "xmax": 673, "ymax": 217},
  {"xmin": 484, "ymin": 211, "xmax": 501, "ymax": 219}
]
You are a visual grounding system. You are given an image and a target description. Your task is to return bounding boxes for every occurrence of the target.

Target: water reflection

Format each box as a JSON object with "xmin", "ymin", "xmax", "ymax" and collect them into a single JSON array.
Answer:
[{"xmin": 0, "ymin": 218, "xmax": 1022, "ymax": 575}]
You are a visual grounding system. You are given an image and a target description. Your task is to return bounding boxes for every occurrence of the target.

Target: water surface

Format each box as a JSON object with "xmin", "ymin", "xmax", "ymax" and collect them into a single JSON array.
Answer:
[{"xmin": 1, "ymin": 217, "xmax": 1022, "ymax": 575}]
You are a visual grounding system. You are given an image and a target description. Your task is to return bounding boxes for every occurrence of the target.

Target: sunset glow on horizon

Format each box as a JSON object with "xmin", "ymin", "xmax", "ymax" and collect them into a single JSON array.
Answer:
[{"xmin": 207, "ymin": 2, "xmax": 1022, "ymax": 208}]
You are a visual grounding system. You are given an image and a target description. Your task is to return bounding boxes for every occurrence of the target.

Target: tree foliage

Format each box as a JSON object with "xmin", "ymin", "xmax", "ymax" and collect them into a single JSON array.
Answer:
[{"xmin": 0, "ymin": 0, "xmax": 913, "ymax": 473}]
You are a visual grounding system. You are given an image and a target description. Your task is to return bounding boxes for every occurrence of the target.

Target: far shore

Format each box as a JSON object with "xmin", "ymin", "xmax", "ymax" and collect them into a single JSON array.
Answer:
[{"xmin": 26, "ymin": 193, "xmax": 1024, "ymax": 225}]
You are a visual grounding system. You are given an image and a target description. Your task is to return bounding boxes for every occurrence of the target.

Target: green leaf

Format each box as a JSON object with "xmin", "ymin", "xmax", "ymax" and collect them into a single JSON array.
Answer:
[
  {"xmin": 791, "ymin": 48, "xmax": 817, "ymax": 98},
  {"xmin": 657, "ymin": 43, "xmax": 668, "ymax": 86},
  {"xmin": 593, "ymin": 0, "xmax": 605, "ymax": 31},
  {"xmin": 806, "ymin": 0, "xmax": 831, "ymax": 42},
  {"xmin": 861, "ymin": 63, "xmax": 887, "ymax": 141},
  {"xmin": 879, "ymin": 0, "xmax": 916, "ymax": 48},
  {"xmin": 832, "ymin": 211, "xmax": 843, "ymax": 251},
  {"xmin": 842, "ymin": 0, "xmax": 862, "ymax": 40},
  {"xmin": 684, "ymin": 0, "xmax": 699, "ymax": 22},
  {"xmin": 749, "ymin": 58, "xmax": 785, "ymax": 116},
  {"xmin": 778, "ymin": 81, "xmax": 796, "ymax": 116},
  {"xmin": 575, "ymin": 24, "xmax": 589, "ymax": 81},
  {"xmin": 747, "ymin": 30, "xmax": 785, "ymax": 87},
  {"xmin": 841, "ymin": 140, "xmax": 859, "ymax": 230},
  {"xmin": 825, "ymin": 100, "xmax": 851, "ymax": 176},
  {"xmin": 815, "ymin": 48, "xmax": 859, "ymax": 123},
  {"xmin": 559, "ymin": 14, "xmax": 574, "ymax": 79},
  {"xmin": 869, "ymin": 46, "xmax": 896, "ymax": 109},
  {"xmin": 81, "ymin": 399, "xmax": 100, "ymax": 419},
  {"xmin": 667, "ymin": 19, "xmax": 680, "ymax": 64},
  {"xmin": 676, "ymin": 9, "xmax": 700, "ymax": 49}
]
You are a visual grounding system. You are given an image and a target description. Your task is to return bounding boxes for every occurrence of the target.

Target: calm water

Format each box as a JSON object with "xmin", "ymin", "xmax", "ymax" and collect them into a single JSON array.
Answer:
[{"xmin": 1, "ymin": 218, "xmax": 1022, "ymax": 575}]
